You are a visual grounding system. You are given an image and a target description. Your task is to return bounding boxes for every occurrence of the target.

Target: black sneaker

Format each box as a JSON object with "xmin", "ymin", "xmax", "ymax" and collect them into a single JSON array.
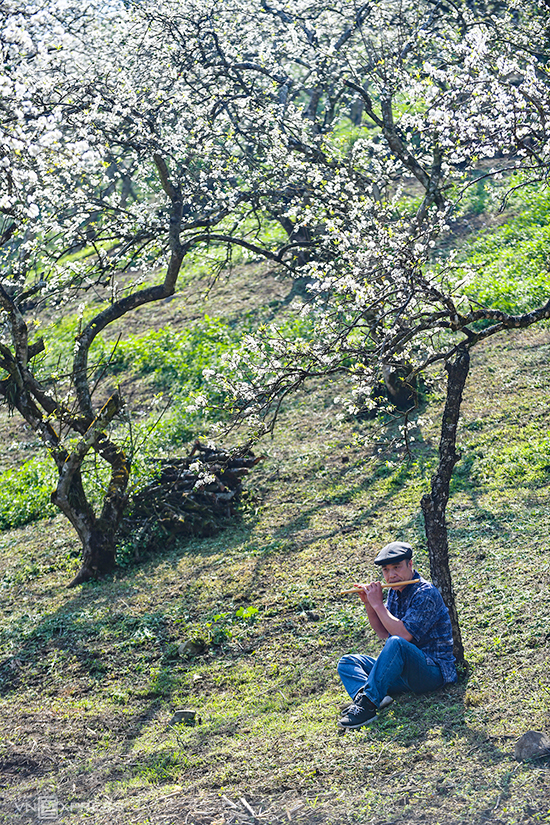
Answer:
[
  {"xmin": 338, "ymin": 691, "xmax": 377, "ymax": 729},
  {"xmin": 340, "ymin": 695, "xmax": 392, "ymax": 713}
]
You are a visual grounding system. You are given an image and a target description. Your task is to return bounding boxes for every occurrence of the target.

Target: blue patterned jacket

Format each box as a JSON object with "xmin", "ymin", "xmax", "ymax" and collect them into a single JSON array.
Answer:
[{"xmin": 385, "ymin": 572, "xmax": 457, "ymax": 683}]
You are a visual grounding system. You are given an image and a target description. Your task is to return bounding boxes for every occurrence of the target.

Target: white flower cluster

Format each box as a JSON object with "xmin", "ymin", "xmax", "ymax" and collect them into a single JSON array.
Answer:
[{"xmin": 0, "ymin": 0, "xmax": 547, "ymax": 438}]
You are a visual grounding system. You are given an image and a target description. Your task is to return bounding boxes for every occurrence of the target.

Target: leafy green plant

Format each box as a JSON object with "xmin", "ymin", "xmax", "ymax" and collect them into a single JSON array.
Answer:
[
  {"xmin": 235, "ymin": 605, "xmax": 259, "ymax": 622},
  {"xmin": 206, "ymin": 612, "xmax": 233, "ymax": 645},
  {"xmin": 205, "ymin": 605, "xmax": 260, "ymax": 645}
]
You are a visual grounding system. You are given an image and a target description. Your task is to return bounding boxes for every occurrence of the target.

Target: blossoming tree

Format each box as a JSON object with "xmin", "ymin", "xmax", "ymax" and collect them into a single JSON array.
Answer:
[
  {"xmin": 184, "ymin": 0, "xmax": 548, "ymax": 660},
  {"xmin": 1, "ymin": 0, "xmax": 548, "ymax": 623}
]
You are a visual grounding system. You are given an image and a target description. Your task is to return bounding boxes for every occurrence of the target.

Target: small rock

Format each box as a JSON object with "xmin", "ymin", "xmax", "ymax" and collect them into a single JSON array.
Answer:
[
  {"xmin": 168, "ymin": 709, "xmax": 199, "ymax": 727},
  {"xmin": 514, "ymin": 731, "xmax": 550, "ymax": 761},
  {"xmin": 178, "ymin": 638, "xmax": 207, "ymax": 656}
]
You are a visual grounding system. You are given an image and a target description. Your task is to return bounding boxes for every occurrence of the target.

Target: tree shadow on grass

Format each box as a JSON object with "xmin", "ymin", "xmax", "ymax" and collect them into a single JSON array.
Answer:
[
  {"xmin": 1, "ymin": 427, "xmax": 514, "ymax": 803},
  {"xmin": 130, "ymin": 451, "xmax": 432, "ymax": 594},
  {"xmin": 0, "ymin": 582, "xmax": 241, "ymax": 815},
  {"xmin": 0, "ymin": 558, "xmax": 527, "ymax": 816},
  {"xmin": 161, "ymin": 670, "xmax": 520, "ymax": 799}
]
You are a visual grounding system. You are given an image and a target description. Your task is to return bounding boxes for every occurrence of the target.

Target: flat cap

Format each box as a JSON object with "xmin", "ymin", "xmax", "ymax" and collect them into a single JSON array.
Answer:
[{"xmin": 374, "ymin": 541, "xmax": 413, "ymax": 566}]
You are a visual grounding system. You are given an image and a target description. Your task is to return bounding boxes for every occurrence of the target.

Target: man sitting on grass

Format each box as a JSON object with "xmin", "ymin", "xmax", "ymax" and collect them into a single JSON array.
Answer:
[{"xmin": 337, "ymin": 541, "xmax": 457, "ymax": 730}]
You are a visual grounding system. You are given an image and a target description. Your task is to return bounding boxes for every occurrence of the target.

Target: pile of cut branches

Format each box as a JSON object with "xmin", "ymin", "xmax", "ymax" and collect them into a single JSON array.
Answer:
[{"xmin": 117, "ymin": 442, "xmax": 262, "ymax": 554}]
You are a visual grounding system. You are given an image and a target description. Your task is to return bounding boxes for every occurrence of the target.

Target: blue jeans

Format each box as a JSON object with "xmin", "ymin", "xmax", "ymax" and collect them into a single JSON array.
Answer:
[{"xmin": 337, "ymin": 636, "xmax": 444, "ymax": 708}]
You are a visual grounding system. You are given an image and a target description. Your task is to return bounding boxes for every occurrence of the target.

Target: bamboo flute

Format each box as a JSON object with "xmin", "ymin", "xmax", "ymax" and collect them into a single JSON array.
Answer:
[{"xmin": 340, "ymin": 579, "xmax": 419, "ymax": 594}]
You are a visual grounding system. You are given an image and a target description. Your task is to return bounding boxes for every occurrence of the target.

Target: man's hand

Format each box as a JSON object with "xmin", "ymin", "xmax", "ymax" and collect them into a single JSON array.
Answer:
[
  {"xmin": 352, "ymin": 582, "xmax": 383, "ymax": 610},
  {"xmin": 353, "ymin": 580, "xmax": 413, "ymax": 642},
  {"xmin": 363, "ymin": 581, "xmax": 384, "ymax": 610},
  {"xmin": 352, "ymin": 581, "xmax": 388, "ymax": 640}
]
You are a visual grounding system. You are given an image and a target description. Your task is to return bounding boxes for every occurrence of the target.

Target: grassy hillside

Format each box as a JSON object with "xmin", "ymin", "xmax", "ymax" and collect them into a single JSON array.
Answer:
[
  {"xmin": 1, "ymin": 240, "xmax": 550, "ymax": 821},
  {"xmin": 1, "ymin": 335, "xmax": 549, "ymax": 822}
]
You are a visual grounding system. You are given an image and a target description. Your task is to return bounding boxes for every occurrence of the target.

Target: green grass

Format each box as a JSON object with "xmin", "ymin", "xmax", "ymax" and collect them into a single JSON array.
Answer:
[
  {"xmin": 92, "ymin": 316, "xmax": 233, "ymax": 394},
  {"xmin": 457, "ymin": 184, "xmax": 550, "ymax": 314},
  {"xmin": 1, "ymin": 323, "xmax": 550, "ymax": 823},
  {"xmin": 0, "ymin": 457, "xmax": 57, "ymax": 530},
  {"xmin": 2, "ymin": 191, "xmax": 550, "ymax": 823}
]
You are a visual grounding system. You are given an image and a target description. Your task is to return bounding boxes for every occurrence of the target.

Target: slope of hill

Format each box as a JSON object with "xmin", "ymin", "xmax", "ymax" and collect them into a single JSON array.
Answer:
[{"xmin": 0, "ymin": 261, "xmax": 549, "ymax": 825}]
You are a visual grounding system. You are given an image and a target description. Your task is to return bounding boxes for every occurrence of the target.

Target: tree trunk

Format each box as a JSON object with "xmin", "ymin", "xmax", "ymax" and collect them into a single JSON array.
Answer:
[
  {"xmin": 51, "ymin": 465, "xmax": 119, "ymax": 587},
  {"xmin": 51, "ymin": 434, "xmax": 131, "ymax": 587},
  {"xmin": 71, "ymin": 528, "xmax": 118, "ymax": 588},
  {"xmin": 421, "ymin": 346, "xmax": 470, "ymax": 666},
  {"xmin": 381, "ymin": 363, "xmax": 418, "ymax": 410}
]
